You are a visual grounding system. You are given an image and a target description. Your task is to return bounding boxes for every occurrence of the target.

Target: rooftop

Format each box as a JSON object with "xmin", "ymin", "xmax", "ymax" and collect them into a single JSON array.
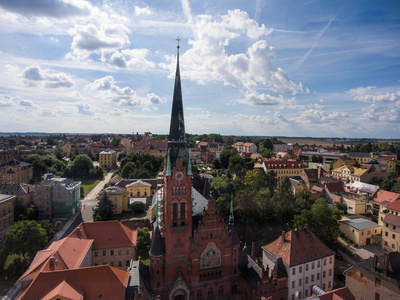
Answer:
[{"xmin": 340, "ymin": 218, "xmax": 381, "ymax": 231}]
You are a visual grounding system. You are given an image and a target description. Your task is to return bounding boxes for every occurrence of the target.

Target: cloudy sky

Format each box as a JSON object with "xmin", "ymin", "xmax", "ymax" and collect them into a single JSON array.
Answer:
[{"xmin": 0, "ymin": 0, "xmax": 399, "ymax": 138}]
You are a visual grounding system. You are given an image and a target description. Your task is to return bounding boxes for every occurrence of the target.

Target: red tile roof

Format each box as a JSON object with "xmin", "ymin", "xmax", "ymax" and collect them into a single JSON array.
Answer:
[
  {"xmin": 263, "ymin": 160, "xmax": 302, "ymax": 169},
  {"xmin": 19, "ymin": 236, "xmax": 93, "ymax": 284},
  {"xmin": 17, "ymin": 265, "xmax": 129, "ymax": 300},
  {"xmin": 325, "ymin": 182, "xmax": 345, "ymax": 194},
  {"xmin": 41, "ymin": 280, "xmax": 84, "ymax": 300},
  {"xmin": 385, "ymin": 199, "xmax": 400, "ymax": 212},
  {"xmin": 262, "ymin": 226, "xmax": 334, "ymax": 267},
  {"xmin": 373, "ymin": 190, "xmax": 400, "ymax": 204},
  {"xmin": 69, "ymin": 221, "xmax": 137, "ymax": 250}
]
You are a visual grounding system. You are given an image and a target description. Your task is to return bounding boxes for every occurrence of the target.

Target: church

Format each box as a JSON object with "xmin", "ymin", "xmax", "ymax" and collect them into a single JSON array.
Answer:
[{"xmin": 139, "ymin": 41, "xmax": 288, "ymax": 300}]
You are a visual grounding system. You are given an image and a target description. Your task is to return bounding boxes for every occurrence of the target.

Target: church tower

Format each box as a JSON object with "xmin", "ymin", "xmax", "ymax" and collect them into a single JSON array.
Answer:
[{"xmin": 149, "ymin": 39, "xmax": 194, "ymax": 299}]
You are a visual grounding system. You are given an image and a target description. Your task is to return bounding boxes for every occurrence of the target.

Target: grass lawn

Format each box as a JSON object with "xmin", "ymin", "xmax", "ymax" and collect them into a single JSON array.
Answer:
[{"xmin": 79, "ymin": 179, "xmax": 100, "ymax": 195}]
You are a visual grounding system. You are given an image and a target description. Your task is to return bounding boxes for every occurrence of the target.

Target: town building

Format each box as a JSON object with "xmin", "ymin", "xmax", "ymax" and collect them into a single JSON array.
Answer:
[
  {"xmin": 274, "ymin": 143, "xmax": 293, "ymax": 153},
  {"xmin": 69, "ymin": 221, "xmax": 137, "ymax": 268},
  {"xmin": 345, "ymin": 252, "xmax": 400, "ymax": 300},
  {"xmin": 379, "ymin": 198, "xmax": 400, "ymax": 252},
  {"xmin": 0, "ymin": 159, "xmax": 32, "ymax": 184},
  {"xmin": 0, "ymin": 194, "xmax": 14, "ymax": 244},
  {"xmin": 0, "ymin": 148, "xmax": 33, "ymax": 162},
  {"xmin": 0, "ymin": 183, "xmax": 34, "ymax": 208},
  {"xmin": 17, "ymin": 220, "xmax": 137, "ymax": 299},
  {"xmin": 120, "ymin": 137, "xmax": 134, "ymax": 152},
  {"xmin": 339, "ymin": 218, "xmax": 382, "ymax": 246},
  {"xmin": 41, "ymin": 176, "xmax": 81, "ymax": 218},
  {"xmin": 98, "ymin": 148, "xmax": 117, "ymax": 170},
  {"xmin": 262, "ymin": 226, "xmax": 335, "ymax": 300},
  {"xmin": 305, "ymin": 286, "xmax": 355, "ymax": 300},
  {"xmin": 100, "ymin": 186, "xmax": 130, "ymax": 214},
  {"xmin": 262, "ymin": 160, "xmax": 304, "ymax": 181},
  {"xmin": 371, "ymin": 190, "xmax": 400, "ymax": 221}
]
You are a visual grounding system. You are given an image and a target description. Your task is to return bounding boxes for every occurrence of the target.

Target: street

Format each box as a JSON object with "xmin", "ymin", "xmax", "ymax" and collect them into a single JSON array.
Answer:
[{"xmin": 80, "ymin": 171, "xmax": 114, "ymax": 222}]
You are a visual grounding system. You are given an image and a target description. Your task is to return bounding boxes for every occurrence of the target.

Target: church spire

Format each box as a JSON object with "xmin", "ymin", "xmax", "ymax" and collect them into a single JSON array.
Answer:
[{"xmin": 168, "ymin": 37, "xmax": 186, "ymax": 144}]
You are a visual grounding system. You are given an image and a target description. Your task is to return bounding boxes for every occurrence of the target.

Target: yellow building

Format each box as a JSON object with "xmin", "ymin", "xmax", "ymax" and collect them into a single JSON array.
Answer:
[
  {"xmin": 339, "ymin": 217, "xmax": 381, "ymax": 246},
  {"xmin": 120, "ymin": 138, "xmax": 134, "ymax": 152},
  {"xmin": 331, "ymin": 166, "xmax": 368, "ymax": 182},
  {"xmin": 0, "ymin": 159, "xmax": 33, "ymax": 184},
  {"xmin": 99, "ymin": 148, "xmax": 117, "ymax": 170},
  {"xmin": 126, "ymin": 180, "xmax": 153, "ymax": 198},
  {"xmin": 0, "ymin": 194, "xmax": 15, "ymax": 244},
  {"xmin": 262, "ymin": 160, "xmax": 304, "ymax": 181},
  {"xmin": 101, "ymin": 186, "xmax": 129, "ymax": 214}
]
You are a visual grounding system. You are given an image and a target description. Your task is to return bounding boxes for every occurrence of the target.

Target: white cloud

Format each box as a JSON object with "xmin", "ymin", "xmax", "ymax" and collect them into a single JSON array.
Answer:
[
  {"xmin": 189, "ymin": 110, "xmax": 211, "ymax": 120},
  {"xmin": 0, "ymin": 0, "xmax": 92, "ymax": 19},
  {"xmin": 87, "ymin": 75, "xmax": 164, "ymax": 106},
  {"xmin": 348, "ymin": 86, "xmax": 400, "ymax": 103},
  {"xmin": 160, "ymin": 10, "xmax": 300, "ymax": 96},
  {"xmin": 68, "ymin": 23, "xmax": 130, "ymax": 58},
  {"xmin": 134, "ymin": 6, "xmax": 151, "ymax": 16},
  {"xmin": 0, "ymin": 95, "xmax": 34, "ymax": 107},
  {"xmin": 101, "ymin": 48, "xmax": 155, "ymax": 69},
  {"xmin": 22, "ymin": 65, "xmax": 75, "ymax": 88}
]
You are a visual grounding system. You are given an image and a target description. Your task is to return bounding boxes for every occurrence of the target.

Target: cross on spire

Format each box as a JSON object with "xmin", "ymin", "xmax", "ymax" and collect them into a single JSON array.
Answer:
[{"xmin": 176, "ymin": 37, "xmax": 181, "ymax": 49}]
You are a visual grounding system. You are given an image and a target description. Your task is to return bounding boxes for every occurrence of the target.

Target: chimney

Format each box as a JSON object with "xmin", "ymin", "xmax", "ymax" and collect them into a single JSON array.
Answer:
[
  {"xmin": 373, "ymin": 254, "xmax": 378, "ymax": 272},
  {"xmin": 77, "ymin": 227, "xmax": 82, "ymax": 239},
  {"xmin": 384, "ymin": 252, "xmax": 389, "ymax": 277},
  {"xmin": 281, "ymin": 231, "xmax": 285, "ymax": 243}
]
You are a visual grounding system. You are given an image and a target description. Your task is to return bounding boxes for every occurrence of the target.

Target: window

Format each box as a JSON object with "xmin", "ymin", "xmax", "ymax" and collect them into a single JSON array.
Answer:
[
  {"xmin": 111, "ymin": 262, "xmax": 114, "ymax": 266},
  {"xmin": 299, "ymin": 292, "xmax": 302, "ymax": 299},
  {"xmin": 306, "ymin": 264, "xmax": 309, "ymax": 271},
  {"xmin": 110, "ymin": 250, "xmax": 114, "ymax": 256},
  {"xmin": 392, "ymin": 244, "xmax": 395, "ymax": 249},
  {"xmin": 393, "ymin": 234, "xmax": 396, "ymax": 239},
  {"xmin": 317, "ymin": 261, "xmax": 320, "ymax": 267},
  {"xmin": 118, "ymin": 250, "xmax": 122, "ymax": 255},
  {"xmin": 173, "ymin": 202, "xmax": 178, "ymax": 220},
  {"xmin": 299, "ymin": 266, "xmax": 302, "ymax": 273},
  {"xmin": 299, "ymin": 279, "xmax": 302, "ymax": 286},
  {"xmin": 329, "ymin": 269, "xmax": 332, "ymax": 276},
  {"xmin": 311, "ymin": 275, "xmax": 314, "ymax": 282},
  {"xmin": 375, "ymin": 293, "xmax": 380, "ymax": 300},
  {"xmin": 208, "ymin": 288, "xmax": 213, "ymax": 296},
  {"xmin": 126, "ymin": 260, "xmax": 130, "ymax": 266},
  {"xmin": 323, "ymin": 271, "xmax": 326, "ymax": 278},
  {"xmin": 118, "ymin": 261, "xmax": 122, "ymax": 267},
  {"xmin": 312, "ymin": 262, "xmax": 315, "ymax": 269},
  {"xmin": 292, "ymin": 268, "xmax": 296, "ymax": 275},
  {"xmin": 323, "ymin": 283, "xmax": 325, "ymax": 290},
  {"xmin": 197, "ymin": 290, "xmax": 202, "ymax": 299},
  {"xmin": 102, "ymin": 250, "xmax": 106, "ymax": 256},
  {"xmin": 329, "ymin": 257, "xmax": 332, "ymax": 264},
  {"xmin": 375, "ymin": 277, "xmax": 381, "ymax": 287},
  {"xmin": 291, "ymin": 295, "xmax": 294, "ymax": 300},
  {"xmin": 385, "ymin": 232, "xmax": 388, "ymax": 237},
  {"xmin": 305, "ymin": 277, "xmax": 308, "ymax": 284},
  {"xmin": 386, "ymin": 224, "xmax": 389, "ymax": 227},
  {"xmin": 324, "ymin": 258, "xmax": 326, "ymax": 266},
  {"xmin": 394, "ymin": 226, "xmax": 397, "ymax": 230},
  {"xmin": 305, "ymin": 290, "xmax": 308, "ymax": 297},
  {"xmin": 328, "ymin": 281, "xmax": 331, "ymax": 289},
  {"xmin": 181, "ymin": 202, "xmax": 186, "ymax": 219},
  {"xmin": 317, "ymin": 273, "xmax": 320, "ymax": 280},
  {"xmin": 292, "ymin": 281, "xmax": 295, "ymax": 288},
  {"xmin": 95, "ymin": 251, "xmax": 98, "ymax": 257},
  {"xmin": 219, "ymin": 286, "xmax": 223, "ymax": 295}
]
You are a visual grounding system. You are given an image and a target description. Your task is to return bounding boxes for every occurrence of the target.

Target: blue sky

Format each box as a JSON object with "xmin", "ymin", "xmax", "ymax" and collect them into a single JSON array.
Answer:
[{"xmin": 0, "ymin": 0, "xmax": 399, "ymax": 138}]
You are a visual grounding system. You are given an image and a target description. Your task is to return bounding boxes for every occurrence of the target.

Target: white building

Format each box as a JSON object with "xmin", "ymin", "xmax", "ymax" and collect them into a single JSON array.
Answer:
[{"xmin": 262, "ymin": 226, "xmax": 335, "ymax": 300}]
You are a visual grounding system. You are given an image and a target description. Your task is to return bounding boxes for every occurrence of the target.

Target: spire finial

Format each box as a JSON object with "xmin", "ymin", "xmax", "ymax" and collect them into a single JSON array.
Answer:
[{"xmin": 176, "ymin": 37, "xmax": 181, "ymax": 49}]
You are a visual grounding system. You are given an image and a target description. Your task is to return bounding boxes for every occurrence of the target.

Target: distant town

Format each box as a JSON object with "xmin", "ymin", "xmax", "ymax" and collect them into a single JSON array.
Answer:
[{"xmin": 1, "ymin": 129, "xmax": 400, "ymax": 299}]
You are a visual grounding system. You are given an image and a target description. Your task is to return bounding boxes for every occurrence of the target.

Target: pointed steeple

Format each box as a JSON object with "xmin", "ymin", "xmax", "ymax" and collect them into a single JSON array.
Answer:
[
  {"xmin": 168, "ymin": 37, "xmax": 186, "ymax": 144},
  {"xmin": 229, "ymin": 194, "xmax": 234, "ymax": 225}
]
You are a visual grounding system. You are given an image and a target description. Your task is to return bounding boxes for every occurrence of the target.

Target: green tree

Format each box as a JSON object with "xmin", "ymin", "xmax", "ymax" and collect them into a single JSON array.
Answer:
[
  {"xmin": 3, "ymin": 220, "xmax": 47, "ymax": 258},
  {"xmin": 265, "ymin": 170, "xmax": 278, "ymax": 193},
  {"xmin": 93, "ymin": 193, "xmax": 114, "ymax": 221},
  {"xmin": 39, "ymin": 220, "xmax": 56, "ymax": 241},
  {"xmin": 292, "ymin": 198, "xmax": 342, "ymax": 248},
  {"xmin": 228, "ymin": 154, "xmax": 244, "ymax": 173},
  {"xmin": 244, "ymin": 169, "xmax": 267, "ymax": 191},
  {"xmin": 54, "ymin": 147, "xmax": 64, "ymax": 160},
  {"xmin": 219, "ymin": 146, "xmax": 239, "ymax": 169},
  {"xmin": 70, "ymin": 154, "xmax": 94, "ymax": 178},
  {"xmin": 137, "ymin": 227, "xmax": 151, "ymax": 254}
]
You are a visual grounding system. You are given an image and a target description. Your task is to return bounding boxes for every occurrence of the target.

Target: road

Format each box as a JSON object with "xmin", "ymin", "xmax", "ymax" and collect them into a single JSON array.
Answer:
[{"xmin": 80, "ymin": 171, "xmax": 114, "ymax": 222}]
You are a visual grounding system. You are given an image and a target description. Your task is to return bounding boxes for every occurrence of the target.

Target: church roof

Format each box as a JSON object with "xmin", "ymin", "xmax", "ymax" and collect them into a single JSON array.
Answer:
[
  {"xmin": 239, "ymin": 247, "xmax": 261, "ymax": 290},
  {"xmin": 149, "ymin": 226, "xmax": 165, "ymax": 256}
]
